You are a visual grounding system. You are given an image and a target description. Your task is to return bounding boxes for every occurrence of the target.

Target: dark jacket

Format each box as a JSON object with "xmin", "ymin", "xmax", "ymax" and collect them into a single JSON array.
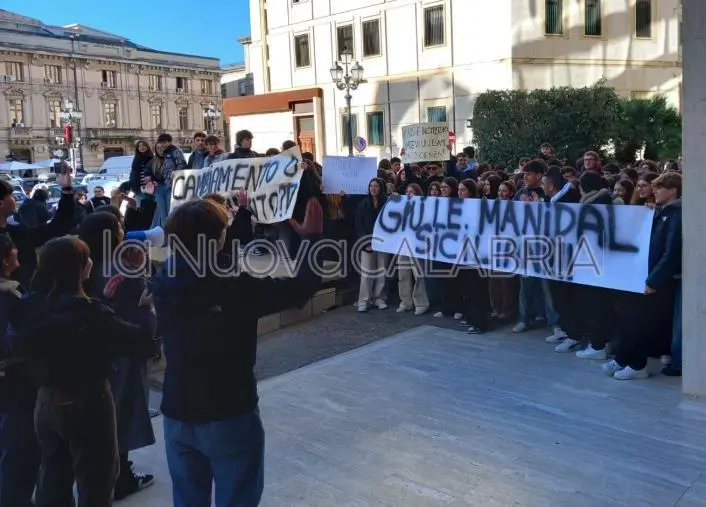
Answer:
[
  {"xmin": 9, "ymin": 294, "xmax": 154, "ymax": 391},
  {"xmin": 545, "ymin": 182, "xmax": 581, "ymax": 204},
  {"xmin": 152, "ymin": 247, "xmax": 321, "ymax": 423},
  {"xmin": 646, "ymin": 199, "xmax": 682, "ymax": 290},
  {"xmin": 88, "ymin": 196, "xmax": 111, "ymax": 212},
  {"xmin": 226, "ymin": 207, "xmax": 254, "ymax": 247},
  {"xmin": 355, "ymin": 195, "xmax": 387, "ymax": 241},
  {"xmin": 186, "ymin": 149, "xmax": 207, "ymax": 170},
  {"xmin": 0, "ymin": 280, "xmax": 35, "ymax": 409},
  {"xmin": 227, "ymin": 147, "xmax": 259, "ymax": 160},
  {"xmin": 124, "ymin": 197, "xmax": 157, "ymax": 232},
  {"xmin": 515, "ymin": 185, "xmax": 545, "ymax": 202},
  {"xmin": 0, "ymin": 192, "xmax": 75, "ymax": 287},
  {"xmin": 579, "ymin": 188, "xmax": 613, "ymax": 205},
  {"xmin": 130, "ymin": 152, "xmax": 154, "ymax": 194},
  {"xmin": 17, "ymin": 197, "xmax": 50, "ymax": 229}
]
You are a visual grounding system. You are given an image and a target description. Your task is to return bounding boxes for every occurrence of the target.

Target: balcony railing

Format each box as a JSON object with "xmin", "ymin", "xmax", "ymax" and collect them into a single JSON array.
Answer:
[
  {"xmin": 87, "ymin": 128, "xmax": 141, "ymax": 138},
  {"xmin": 8, "ymin": 127, "xmax": 32, "ymax": 138}
]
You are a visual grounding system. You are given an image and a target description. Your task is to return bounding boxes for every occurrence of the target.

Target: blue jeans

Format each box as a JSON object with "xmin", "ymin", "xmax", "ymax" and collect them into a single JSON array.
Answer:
[
  {"xmin": 0, "ymin": 405, "xmax": 39, "ymax": 507},
  {"xmin": 671, "ymin": 281, "xmax": 683, "ymax": 370},
  {"xmin": 151, "ymin": 184, "xmax": 171, "ymax": 229},
  {"xmin": 517, "ymin": 277, "xmax": 559, "ymax": 328},
  {"xmin": 164, "ymin": 409, "xmax": 265, "ymax": 507}
]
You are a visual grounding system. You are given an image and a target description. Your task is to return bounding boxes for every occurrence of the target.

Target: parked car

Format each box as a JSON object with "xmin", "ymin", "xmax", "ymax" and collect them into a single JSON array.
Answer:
[{"xmin": 12, "ymin": 190, "xmax": 27, "ymax": 204}]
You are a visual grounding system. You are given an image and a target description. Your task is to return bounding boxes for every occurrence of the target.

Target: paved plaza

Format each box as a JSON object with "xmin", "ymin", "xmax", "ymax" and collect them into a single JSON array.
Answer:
[{"xmin": 128, "ymin": 323, "xmax": 706, "ymax": 507}]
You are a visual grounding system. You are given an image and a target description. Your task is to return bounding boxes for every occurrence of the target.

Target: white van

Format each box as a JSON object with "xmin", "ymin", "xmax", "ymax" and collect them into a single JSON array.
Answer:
[{"xmin": 96, "ymin": 155, "xmax": 132, "ymax": 180}]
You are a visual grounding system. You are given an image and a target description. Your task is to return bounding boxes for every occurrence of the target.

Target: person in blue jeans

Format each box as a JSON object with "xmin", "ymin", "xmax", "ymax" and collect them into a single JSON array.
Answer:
[{"xmin": 153, "ymin": 195, "xmax": 323, "ymax": 507}]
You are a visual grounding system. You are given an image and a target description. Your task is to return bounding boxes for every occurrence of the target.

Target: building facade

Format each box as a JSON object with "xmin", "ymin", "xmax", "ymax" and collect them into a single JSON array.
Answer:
[
  {"xmin": 228, "ymin": 0, "xmax": 682, "ymax": 159},
  {"xmin": 0, "ymin": 9, "xmax": 223, "ymax": 169}
]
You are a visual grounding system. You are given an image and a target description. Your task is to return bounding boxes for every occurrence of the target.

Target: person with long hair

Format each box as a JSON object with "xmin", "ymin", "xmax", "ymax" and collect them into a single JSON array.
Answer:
[
  {"xmin": 355, "ymin": 178, "xmax": 389, "ymax": 312},
  {"xmin": 9, "ymin": 236, "xmax": 155, "ymax": 507},
  {"xmin": 630, "ymin": 172, "xmax": 659, "ymax": 207},
  {"xmin": 613, "ymin": 178, "xmax": 634, "ymax": 204},
  {"xmin": 79, "ymin": 212, "xmax": 158, "ymax": 500},
  {"xmin": 433, "ymin": 178, "xmax": 465, "ymax": 321},
  {"xmin": 396, "ymin": 184, "xmax": 429, "ymax": 315},
  {"xmin": 0, "ymin": 234, "xmax": 39, "ymax": 507},
  {"xmin": 488, "ymin": 181, "xmax": 519, "ymax": 321},
  {"xmin": 152, "ymin": 198, "xmax": 322, "ymax": 507},
  {"xmin": 130, "ymin": 140, "xmax": 153, "ymax": 198}
]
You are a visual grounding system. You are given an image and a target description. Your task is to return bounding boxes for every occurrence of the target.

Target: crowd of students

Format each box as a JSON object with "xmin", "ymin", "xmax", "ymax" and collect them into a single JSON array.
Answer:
[
  {"xmin": 0, "ymin": 130, "xmax": 683, "ymax": 507},
  {"xmin": 349, "ymin": 144, "xmax": 683, "ymax": 382}
]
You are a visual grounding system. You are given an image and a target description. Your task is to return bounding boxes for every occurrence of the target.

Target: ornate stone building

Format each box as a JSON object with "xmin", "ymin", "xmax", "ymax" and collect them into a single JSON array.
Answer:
[{"xmin": 0, "ymin": 9, "xmax": 223, "ymax": 169}]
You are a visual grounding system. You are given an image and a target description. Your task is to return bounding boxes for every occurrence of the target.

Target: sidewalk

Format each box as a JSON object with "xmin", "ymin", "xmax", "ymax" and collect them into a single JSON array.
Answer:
[{"xmin": 126, "ymin": 324, "xmax": 706, "ymax": 507}]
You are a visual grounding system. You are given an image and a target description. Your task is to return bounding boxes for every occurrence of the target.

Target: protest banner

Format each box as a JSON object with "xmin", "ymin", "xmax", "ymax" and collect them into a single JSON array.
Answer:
[
  {"xmin": 170, "ymin": 147, "xmax": 303, "ymax": 224},
  {"xmin": 322, "ymin": 155, "xmax": 378, "ymax": 195},
  {"xmin": 372, "ymin": 196, "xmax": 654, "ymax": 293},
  {"xmin": 401, "ymin": 122, "xmax": 449, "ymax": 164}
]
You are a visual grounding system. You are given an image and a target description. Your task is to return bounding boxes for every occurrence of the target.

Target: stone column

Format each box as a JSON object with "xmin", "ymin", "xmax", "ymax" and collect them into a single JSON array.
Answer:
[{"xmin": 681, "ymin": 0, "xmax": 706, "ymax": 396}]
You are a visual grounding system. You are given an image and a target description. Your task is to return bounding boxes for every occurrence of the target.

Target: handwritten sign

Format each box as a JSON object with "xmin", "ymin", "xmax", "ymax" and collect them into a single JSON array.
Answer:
[
  {"xmin": 372, "ymin": 196, "xmax": 654, "ymax": 293},
  {"xmin": 170, "ymin": 147, "xmax": 303, "ymax": 224},
  {"xmin": 401, "ymin": 122, "xmax": 449, "ymax": 164},
  {"xmin": 322, "ymin": 156, "xmax": 378, "ymax": 195}
]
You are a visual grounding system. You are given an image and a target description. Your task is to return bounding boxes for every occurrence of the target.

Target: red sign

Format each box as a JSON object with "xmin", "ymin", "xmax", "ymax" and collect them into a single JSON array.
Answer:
[
  {"xmin": 63, "ymin": 124, "xmax": 73, "ymax": 144},
  {"xmin": 449, "ymin": 131, "xmax": 456, "ymax": 144}
]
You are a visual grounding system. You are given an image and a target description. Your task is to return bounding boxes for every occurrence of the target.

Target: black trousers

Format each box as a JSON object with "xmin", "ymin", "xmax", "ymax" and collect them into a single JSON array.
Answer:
[
  {"xmin": 34, "ymin": 382, "xmax": 119, "ymax": 507},
  {"xmin": 615, "ymin": 286, "xmax": 676, "ymax": 370},
  {"xmin": 550, "ymin": 282, "xmax": 613, "ymax": 348},
  {"xmin": 549, "ymin": 280, "xmax": 579, "ymax": 338},
  {"xmin": 460, "ymin": 269, "xmax": 491, "ymax": 331}
]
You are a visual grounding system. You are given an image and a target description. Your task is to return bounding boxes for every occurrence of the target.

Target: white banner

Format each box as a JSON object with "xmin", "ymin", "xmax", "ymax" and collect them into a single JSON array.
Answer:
[
  {"xmin": 401, "ymin": 122, "xmax": 449, "ymax": 164},
  {"xmin": 170, "ymin": 147, "xmax": 303, "ymax": 224},
  {"xmin": 372, "ymin": 196, "xmax": 654, "ymax": 293},
  {"xmin": 322, "ymin": 155, "xmax": 377, "ymax": 195}
]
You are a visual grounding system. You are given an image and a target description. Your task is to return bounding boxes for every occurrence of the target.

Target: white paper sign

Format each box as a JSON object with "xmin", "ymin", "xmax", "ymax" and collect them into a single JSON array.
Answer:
[
  {"xmin": 401, "ymin": 122, "xmax": 449, "ymax": 164},
  {"xmin": 322, "ymin": 156, "xmax": 378, "ymax": 195},
  {"xmin": 372, "ymin": 196, "xmax": 654, "ymax": 293},
  {"xmin": 170, "ymin": 147, "xmax": 303, "ymax": 224}
]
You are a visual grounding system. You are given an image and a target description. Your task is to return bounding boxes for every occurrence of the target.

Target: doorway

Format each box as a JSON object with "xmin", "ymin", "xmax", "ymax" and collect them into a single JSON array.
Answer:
[{"xmin": 296, "ymin": 116, "xmax": 315, "ymax": 155}]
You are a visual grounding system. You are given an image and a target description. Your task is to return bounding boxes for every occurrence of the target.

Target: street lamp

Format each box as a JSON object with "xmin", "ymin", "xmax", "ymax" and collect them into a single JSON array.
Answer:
[
  {"xmin": 202, "ymin": 102, "xmax": 221, "ymax": 135},
  {"xmin": 59, "ymin": 99, "xmax": 83, "ymax": 174},
  {"xmin": 330, "ymin": 48, "xmax": 364, "ymax": 156}
]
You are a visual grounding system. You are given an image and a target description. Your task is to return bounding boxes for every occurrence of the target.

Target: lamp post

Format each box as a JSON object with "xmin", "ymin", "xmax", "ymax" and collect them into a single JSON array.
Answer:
[
  {"xmin": 59, "ymin": 99, "xmax": 83, "ymax": 174},
  {"xmin": 202, "ymin": 102, "xmax": 221, "ymax": 135},
  {"xmin": 330, "ymin": 48, "xmax": 364, "ymax": 156}
]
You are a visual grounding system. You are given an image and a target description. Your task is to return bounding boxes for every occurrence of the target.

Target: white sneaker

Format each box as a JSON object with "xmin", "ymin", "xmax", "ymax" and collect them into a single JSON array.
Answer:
[
  {"xmin": 576, "ymin": 345, "xmax": 607, "ymax": 360},
  {"xmin": 553, "ymin": 327, "xmax": 567, "ymax": 339},
  {"xmin": 544, "ymin": 328, "xmax": 566, "ymax": 343},
  {"xmin": 554, "ymin": 338, "xmax": 580, "ymax": 353},
  {"xmin": 602, "ymin": 360, "xmax": 623, "ymax": 376},
  {"xmin": 660, "ymin": 355, "xmax": 672, "ymax": 366},
  {"xmin": 397, "ymin": 304, "xmax": 411, "ymax": 313},
  {"xmin": 375, "ymin": 300, "xmax": 388, "ymax": 310},
  {"xmin": 613, "ymin": 366, "xmax": 649, "ymax": 380},
  {"xmin": 512, "ymin": 322, "xmax": 528, "ymax": 333},
  {"xmin": 357, "ymin": 304, "xmax": 367, "ymax": 313},
  {"xmin": 414, "ymin": 307, "xmax": 428, "ymax": 316},
  {"xmin": 433, "ymin": 311, "xmax": 444, "ymax": 318},
  {"xmin": 453, "ymin": 313, "xmax": 463, "ymax": 320}
]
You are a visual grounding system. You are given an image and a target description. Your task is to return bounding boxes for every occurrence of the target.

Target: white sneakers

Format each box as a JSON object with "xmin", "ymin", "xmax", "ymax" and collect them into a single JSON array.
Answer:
[
  {"xmin": 396, "ymin": 304, "xmax": 411, "ymax": 313},
  {"xmin": 544, "ymin": 327, "xmax": 567, "ymax": 343},
  {"xmin": 357, "ymin": 300, "xmax": 387, "ymax": 312},
  {"xmin": 453, "ymin": 313, "xmax": 464, "ymax": 320},
  {"xmin": 554, "ymin": 338, "xmax": 580, "ymax": 353},
  {"xmin": 512, "ymin": 322, "xmax": 528, "ymax": 333},
  {"xmin": 398, "ymin": 304, "xmax": 427, "ymax": 316},
  {"xmin": 414, "ymin": 307, "xmax": 428, "ymax": 316},
  {"xmin": 601, "ymin": 360, "xmax": 649, "ymax": 380},
  {"xmin": 576, "ymin": 345, "xmax": 607, "ymax": 360}
]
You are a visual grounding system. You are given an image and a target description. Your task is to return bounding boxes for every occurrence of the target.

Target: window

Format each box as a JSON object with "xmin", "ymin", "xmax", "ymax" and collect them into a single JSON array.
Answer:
[
  {"xmin": 5, "ymin": 62, "xmax": 23, "ymax": 81},
  {"xmin": 103, "ymin": 102, "xmax": 117, "ymax": 127},
  {"xmin": 178, "ymin": 107, "xmax": 189, "ymax": 130},
  {"xmin": 337, "ymin": 25, "xmax": 354, "ymax": 59},
  {"xmin": 204, "ymin": 115, "xmax": 215, "ymax": 132},
  {"xmin": 101, "ymin": 70, "xmax": 117, "ymax": 88},
  {"xmin": 44, "ymin": 65, "xmax": 62, "ymax": 84},
  {"xmin": 545, "ymin": 0, "xmax": 563, "ymax": 35},
  {"xmin": 48, "ymin": 99, "xmax": 61, "ymax": 127},
  {"xmin": 585, "ymin": 0, "xmax": 602, "ymax": 36},
  {"xmin": 200, "ymin": 79, "xmax": 213, "ymax": 94},
  {"xmin": 176, "ymin": 77, "xmax": 188, "ymax": 92},
  {"xmin": 427, "ymin": 106, "xmax": 447, "ymax": 123},
  {"xmin": 294, "ymin": 34, "xmax": 311, "ymax": 68},
  {"xmin": 9, "ymin": 99, "xmax": 24, "ymax": 124},
  {"xmin": 149, "ymin": 75, "xmax": 162, "ymax": 91},
  {"xmin": 151, "ymin": 104, "xmax": 162, "ymax": 129},
  {"xmin": 366, "ymin": 111, "xmax": 384, "ymax": 146},
  {"xmin": 362, "ymin": 19, "xmax": 381, "ymax": 57},
  {"xmin": 341, "ymin": 113, "xmax": 358, "ymax": 147},
  {"xmin": 424, "ymin": 5, "xmax": 445, "ymax": 47},
  {"xmin": 635, "ymin": 0, "xmax": 652, "ymax": 38}
]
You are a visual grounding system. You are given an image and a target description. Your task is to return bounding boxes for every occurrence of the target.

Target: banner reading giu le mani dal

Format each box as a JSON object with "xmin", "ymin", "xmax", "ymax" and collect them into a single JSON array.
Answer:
[
  {"xmin": 170, "ymin": 147, "xmax": 303, "ymax": 224},
  {"xmin": 372, "ymin": 195, "xmax": 655, "ymax": 293}
]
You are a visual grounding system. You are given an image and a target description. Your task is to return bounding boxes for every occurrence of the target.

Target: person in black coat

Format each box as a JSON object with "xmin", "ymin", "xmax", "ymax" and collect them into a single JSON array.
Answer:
[
  {"xmin": 226, "ymin": 129, "xmax": 260, "ymax": 159},
  {"xmin": 152, "ymin": 199, "xmax": 322, "ymax": 506},
  {"xmin": 0, "ymin": 234, "xmax": 38, "ymax": 507},
  {"xmin": 0, "ymin": 176, "xmax": 75, "ymax": 288},
  {"xmin": 607, "ymin": 172, "xmax": 682, "ymax": 380},
  {"xmin": 17, "ymin": 188, "xmax": 50, "ymax": 229},
  {"xmin": 9, "ymin": 236, "xmax": 156, "ymax": 507},
  {"xmin": 129, "ymin": 140, "xmax": 154, "ymax": 197}
]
